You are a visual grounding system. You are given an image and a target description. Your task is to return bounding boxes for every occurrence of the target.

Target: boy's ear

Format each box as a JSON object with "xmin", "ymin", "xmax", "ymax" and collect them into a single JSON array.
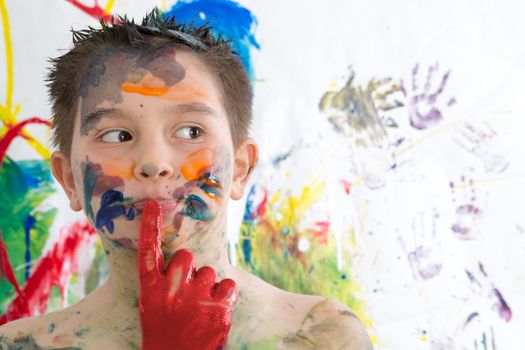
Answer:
[
  {"xmin": 230, "ymin": 138, "xmax": 258, "ymax": 200},
  {"xmin": 51, "ymin": 151, "xmax": 82, "ymax": 212}
]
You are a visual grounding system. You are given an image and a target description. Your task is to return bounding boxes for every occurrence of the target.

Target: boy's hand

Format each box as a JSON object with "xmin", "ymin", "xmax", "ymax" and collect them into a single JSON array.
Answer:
[{"xmin": 138, "ymin": 200, "xmax": 238, "ymax": 350}]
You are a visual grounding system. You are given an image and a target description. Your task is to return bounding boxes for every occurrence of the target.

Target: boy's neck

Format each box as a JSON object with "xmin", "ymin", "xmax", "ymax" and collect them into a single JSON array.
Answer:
[{"xmin": 98, "ymin": 213, "xmax": 237, "ymax": 320}]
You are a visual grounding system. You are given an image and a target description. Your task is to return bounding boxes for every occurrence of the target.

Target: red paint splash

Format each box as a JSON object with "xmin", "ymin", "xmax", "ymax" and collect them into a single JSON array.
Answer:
[
  {"xmin": 340, "ymin": 179, "xmax": 352, "ymax": 195},
  {"xmin": 0, "ymin": 231, "xmax": 25, "ymax": 298},
  {"xmin": 65, "ymin": 0, "xmax": 113, "ymax": 22},
  {"xmin": 139, "ymin": 200, "xmax": 237, "ymax": 350},
  {"xmin": 255, "ymin": 190, "xmax": 268, "ymax": 218},
  {"xmin": 0, "ymin": 117, "xmax": 50, "ymax": 169},
  {"xmin": 0, "ymin": 220, "xmax": 96, "ymax": 325},
  {"xmin": 309, "ymin": 221, "xmax": 330, "ymax": 245}
]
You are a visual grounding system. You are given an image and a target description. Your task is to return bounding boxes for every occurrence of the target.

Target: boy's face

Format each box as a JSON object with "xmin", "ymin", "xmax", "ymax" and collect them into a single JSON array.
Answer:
[{"xmin": 51, "ymin": 49, "xmax": 256, "ymax": 251}]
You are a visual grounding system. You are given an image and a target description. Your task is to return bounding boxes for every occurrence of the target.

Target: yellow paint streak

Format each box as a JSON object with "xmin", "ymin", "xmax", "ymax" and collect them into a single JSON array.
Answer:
[
  {"xmin": 0, "ymin": 0, "xmax": 50, "ymax": 159},
  {"xmin": 0, "ymin": 0, "xmax": 15, "ymax": 124},
  {"xmin": 24, "ymin": 132, "xmax": 51, "ymax": 159},
  {"xmin": 121, "ymin": 82, "xmax": 168, "ymax": 96},
  {"xmin": 104, "ymin": 0, "xmax": 116, "ymax": 14}
]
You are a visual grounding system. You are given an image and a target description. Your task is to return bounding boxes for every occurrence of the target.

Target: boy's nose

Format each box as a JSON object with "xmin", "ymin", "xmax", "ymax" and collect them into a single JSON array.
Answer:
[{"xmin": 135, "ymin": 161, "xmax": 174, "ymax": 180}]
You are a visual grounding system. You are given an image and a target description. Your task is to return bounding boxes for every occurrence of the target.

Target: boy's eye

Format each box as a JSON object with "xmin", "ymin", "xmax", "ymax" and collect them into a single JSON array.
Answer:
[
  {"xmin": 100, "ymin": 130, "xmax": 133, "ymax": 143},
  {"xmin": 175, "ymin": 126, "xmax": 202, "ymax": 140}
]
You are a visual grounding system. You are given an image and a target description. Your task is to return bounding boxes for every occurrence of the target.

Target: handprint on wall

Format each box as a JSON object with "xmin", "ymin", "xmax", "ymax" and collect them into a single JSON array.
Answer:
[
  {"xmin": 319, "ymin": 68, "xmax": 403, "ymax": 148},
  {"xmin": 401, "ymin": 62, "xmax": 456, "ymax": 130},
  {"xmin": 453, "ymin": 121, "xmax": 509, "ymax": 174},
  {"xmin": 399, "ymin": 209, "xmax": 442, "ymax": 280},
  {"xmin": 449, "ymin": 176, "xmax": 483, "ymax": 240}
]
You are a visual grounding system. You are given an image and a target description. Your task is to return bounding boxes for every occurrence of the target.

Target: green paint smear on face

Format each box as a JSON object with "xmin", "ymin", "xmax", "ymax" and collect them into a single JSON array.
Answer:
[
  {"xmin": 235, "ymin": 180, "xmax": 372, "ymax": 329},
  {"xmin": 0, "ymin": 158, "xmax": 56, "ymax": 312},
  {"xmin": 82, "ymin": 161, "xmax": 97, "ymax": 222}
]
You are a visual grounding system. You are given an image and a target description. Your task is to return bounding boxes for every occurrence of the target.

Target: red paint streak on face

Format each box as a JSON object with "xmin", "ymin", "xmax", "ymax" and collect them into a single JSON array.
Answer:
[
  {"xmin": 139, "ymin": 201, "xmax": 237, "ymax": 350},
  {"xmin": 0, "ymin": 117, "xmax": 50, "ymax": 169},
  {"xmin": 0, "ymin": 221, "xmax": 96, "ymax": 325},
  {"xmin": 180, "ymin": 148, "xmax": 214, "ymax": 181}
]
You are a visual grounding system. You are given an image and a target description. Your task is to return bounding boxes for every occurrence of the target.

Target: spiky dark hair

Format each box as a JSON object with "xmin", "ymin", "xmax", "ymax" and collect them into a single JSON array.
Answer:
[{"xmin": 47, "ymin": 8, "xmax": 252, "ymax": 156}]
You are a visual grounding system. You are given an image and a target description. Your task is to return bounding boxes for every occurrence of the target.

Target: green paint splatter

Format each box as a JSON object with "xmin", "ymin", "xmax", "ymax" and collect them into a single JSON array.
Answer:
[
  {"xmin": 235, "ymin": 180, "xmax": 371, "ymax": 328},
  {"xmin": 0, "ymin": 158, "xmax": 56, "ymax": 313}
]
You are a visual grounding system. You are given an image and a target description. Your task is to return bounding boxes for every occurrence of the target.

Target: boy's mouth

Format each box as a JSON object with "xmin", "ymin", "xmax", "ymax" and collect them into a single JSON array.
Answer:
[{"xmin": 133, "ymin": 197, "xmax": 179, "ymax": 214}]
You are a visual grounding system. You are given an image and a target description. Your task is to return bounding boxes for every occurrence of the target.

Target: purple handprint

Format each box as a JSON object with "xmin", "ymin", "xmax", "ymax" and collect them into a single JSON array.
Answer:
[{"xmin": 401, "ymin": 63, "xmax": 455, "ymax": 130}]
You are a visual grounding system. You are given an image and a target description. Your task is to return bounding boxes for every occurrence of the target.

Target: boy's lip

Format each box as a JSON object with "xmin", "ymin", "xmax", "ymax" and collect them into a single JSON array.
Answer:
[{"xmin": 133, "ymin": 197, "xmax": 178, "ymax": 213}]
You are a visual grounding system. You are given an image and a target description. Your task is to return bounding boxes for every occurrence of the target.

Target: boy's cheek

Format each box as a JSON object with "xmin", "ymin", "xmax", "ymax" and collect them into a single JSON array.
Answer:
[{"xmin": 100, "ymin": 157, "xmax": 136, "ymax": 180}]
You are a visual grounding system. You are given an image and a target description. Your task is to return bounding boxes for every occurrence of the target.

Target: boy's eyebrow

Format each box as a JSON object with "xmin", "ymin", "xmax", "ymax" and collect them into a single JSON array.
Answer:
[
  {"xmin": 162, "ymin": 103, "xmax": 217, "ymax": 117},
  {"xmin": 81, "ymin": 107, "xmax": 124, "ymax": 135}
]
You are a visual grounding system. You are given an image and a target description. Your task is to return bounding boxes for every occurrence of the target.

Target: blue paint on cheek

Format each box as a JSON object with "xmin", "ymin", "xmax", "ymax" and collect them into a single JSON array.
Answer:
[
  {"xmin": 164, "ymin": 0, "xmax": 259, "ymax": 79},
  {"xmin": 198, "ymin": 172, "xmax": 222, "ymax": 199},
  {"xmin": 126, "ymin": 207, "xmax": 135, "ymax": 220},
  {"xmin": 82, "ymin": 162, "xmax": 98, "ymax": 221},
  {"xmin": 183, "ymin": 194, "xmax": 213, "ymax": 222},
  {"xmin": 95, "ymin": 189, "xmax": 134, "ymax": 234}
]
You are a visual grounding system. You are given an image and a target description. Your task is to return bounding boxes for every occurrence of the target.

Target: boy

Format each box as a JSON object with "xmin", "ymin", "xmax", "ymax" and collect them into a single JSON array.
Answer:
[{"xmin": 0, "ymin": 9, "xmax": 372, "ymax": 349}]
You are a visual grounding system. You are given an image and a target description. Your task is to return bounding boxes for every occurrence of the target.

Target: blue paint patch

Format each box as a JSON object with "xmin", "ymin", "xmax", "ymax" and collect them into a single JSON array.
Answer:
[
  {"xmin": 242, "ymin": 238, "xmax": 251, "ymax": 265},
  {"xmin": 95, "ymin": 189, "xmax": 134, "ymax": 234},
  {"xmin": 183, "ymin": 194, "xmax": 213, "ymax": 221},
  {"xmin": 198, "ymin": 172, "xmax": 222, "ymax": 199},
  {"xmin": 164, "ymin": 0, "xmax": 259, "ymax": 79},
  {"xmin": 126, "ymin": 207, "xmax": 135, "ymax": 220},
  {"xmin": 82, "ymin": 162, "xmax": 98, "ymax": 221},
  {"xmin": 23, "ymin": 215, "xmax": 36, "ymax": 280},
  {"xmin": 17, "ymin": 160, "xmax": 53, "ymax": 189},
  {"xmin": 243, "ymin": 185, "xmax": 257, "ymax": 221}
]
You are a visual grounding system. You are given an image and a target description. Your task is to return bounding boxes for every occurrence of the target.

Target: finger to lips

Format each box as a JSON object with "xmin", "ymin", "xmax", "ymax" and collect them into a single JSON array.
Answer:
[{"xmin": 138, "ymin": 200, "xmax": 164, "ymax": 284}]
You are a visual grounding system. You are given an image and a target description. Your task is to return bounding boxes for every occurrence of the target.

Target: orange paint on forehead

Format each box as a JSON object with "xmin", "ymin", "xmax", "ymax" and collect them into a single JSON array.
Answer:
[
  {"xmin": 120, "ymin": 71, "xmax": 215, "ymax": 105},
  {"xmin": 101, "ymin": 157, "xmax": 135, "ymax": 180},
  {"xmin": 180, "ymin": 148, "xmax": 214, "ymax": 181},
  {"xmin": 161, "ymin": 78, "xmax": 210, "ymax": 102},
  {"xmin": 121, "ymin": 82, "xmax": 168, "ymax": 96}
]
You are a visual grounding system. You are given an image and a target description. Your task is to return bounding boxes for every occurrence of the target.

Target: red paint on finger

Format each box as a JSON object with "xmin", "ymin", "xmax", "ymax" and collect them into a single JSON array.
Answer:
[
  {"xmin": 138, "ymin": 200, "xmax": 164, "ymax": 288},
  {"xmin": 139, "ymin": 217, "xmax": 237, "ymax": 350}
]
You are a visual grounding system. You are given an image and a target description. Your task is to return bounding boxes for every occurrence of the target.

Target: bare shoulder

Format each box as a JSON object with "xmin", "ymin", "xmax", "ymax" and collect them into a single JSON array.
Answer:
[
  {"xmin": 280, "ymin": 298, "xmax": 373, "ymax": 350},
  {"xmin": 0, "ymin": 313, "xmax": 58, "ymax": 348}
]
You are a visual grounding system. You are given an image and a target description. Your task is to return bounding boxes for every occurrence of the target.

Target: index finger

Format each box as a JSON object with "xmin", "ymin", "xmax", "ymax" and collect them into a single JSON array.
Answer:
[{"xmin": 138, "ymin": 199, "xmax": 164, "ymax": 285}]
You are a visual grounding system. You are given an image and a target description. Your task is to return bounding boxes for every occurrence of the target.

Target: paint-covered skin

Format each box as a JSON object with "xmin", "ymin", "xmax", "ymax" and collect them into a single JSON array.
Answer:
[{"xmin": 139, "ymin": 200, "xmax": 237, "ymax": 350}]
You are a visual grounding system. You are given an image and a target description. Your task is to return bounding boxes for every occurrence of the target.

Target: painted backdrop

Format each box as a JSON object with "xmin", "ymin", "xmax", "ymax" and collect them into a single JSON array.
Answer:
[{"xmin": 1, "ymin": 0, "xmax": 524, "ymax": 348}]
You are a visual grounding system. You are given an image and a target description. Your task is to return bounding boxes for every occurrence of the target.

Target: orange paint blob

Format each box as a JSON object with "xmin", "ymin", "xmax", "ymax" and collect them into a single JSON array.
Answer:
[
  {"xmin": 180, "ymin": 148, "xmax": 214, "ymax": 181},
  {"xmin": 101, "ymin": 157, "xmax": 135, "ymax": 180},
  {"xmin": 121, "ymin": 82, "xmax": 168, "ymax": 96}
]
